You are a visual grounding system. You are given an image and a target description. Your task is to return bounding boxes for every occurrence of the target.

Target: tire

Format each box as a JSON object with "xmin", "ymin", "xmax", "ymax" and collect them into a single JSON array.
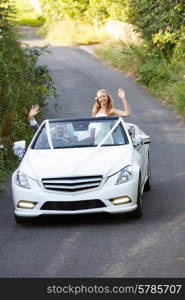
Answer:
[
  {"xmin": 132, "ymin": 176, "xmax": 143, "ymax": 218},
  {"xmin": 144, "ymin": 153, "xmax": 151, "ymax": 191}
]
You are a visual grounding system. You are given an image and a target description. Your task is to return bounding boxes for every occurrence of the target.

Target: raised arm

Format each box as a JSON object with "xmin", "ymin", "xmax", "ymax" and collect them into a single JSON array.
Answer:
[
  {"xmin": 28, "ymin": 105, "xmax": 40, "ymax": 120},
  {"xmin": 112, "ymin": 88, "xmax": 132, "ymax": 117},
  {"xmin": 28, "ymin": 105, "xmax": 40, "ymax": 129}
]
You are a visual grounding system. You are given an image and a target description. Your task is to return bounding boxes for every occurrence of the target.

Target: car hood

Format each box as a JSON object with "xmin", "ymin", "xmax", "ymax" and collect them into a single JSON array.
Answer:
[{"xmin": 20, "ymin": 145, "xmax": 133, "ymax": 180}]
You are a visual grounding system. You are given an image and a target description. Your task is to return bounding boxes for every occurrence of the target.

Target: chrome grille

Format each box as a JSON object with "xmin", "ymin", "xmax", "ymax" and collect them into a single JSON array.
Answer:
[{"xmin": 42, "ymin": 176, "xmax": 103, "ymax": 192}]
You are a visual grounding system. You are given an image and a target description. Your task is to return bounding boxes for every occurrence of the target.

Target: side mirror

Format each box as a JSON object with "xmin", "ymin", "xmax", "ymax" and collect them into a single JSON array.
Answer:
[
  {"xmin": 13, "ymin": 140, "xmax": 26, "ymax": 160},
  {"xmin": 142, "ymin": 135, "xmax": 151, "ymax": 144},
  {"xmin": 133, "ymin": 135, "xmax": 151, "ymax": 149}
]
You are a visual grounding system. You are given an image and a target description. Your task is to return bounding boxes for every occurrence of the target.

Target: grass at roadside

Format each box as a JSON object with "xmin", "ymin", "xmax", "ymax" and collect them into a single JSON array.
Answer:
[
  {"xmin": 38, "ymin": 19, "xmax": 110, "ymax": 45},
  {"xmin": 95, "ymin": 41, "xmax": 142, "ymax": 77},
  {"xmin": 95, "ymin": 40, "xmax": 185, "ymax": 121}
]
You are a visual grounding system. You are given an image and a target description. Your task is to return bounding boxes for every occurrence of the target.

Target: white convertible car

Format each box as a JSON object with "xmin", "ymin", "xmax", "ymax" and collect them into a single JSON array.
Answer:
[{"xmin": 12, "ymin": 117, "xmax": 151, "ymax": 223}]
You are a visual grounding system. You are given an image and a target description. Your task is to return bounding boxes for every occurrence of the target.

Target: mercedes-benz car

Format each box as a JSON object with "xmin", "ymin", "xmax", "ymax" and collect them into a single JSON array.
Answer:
[{"xmin": 12, "ymin": 117, "xmax": 151, "ymax": 223}]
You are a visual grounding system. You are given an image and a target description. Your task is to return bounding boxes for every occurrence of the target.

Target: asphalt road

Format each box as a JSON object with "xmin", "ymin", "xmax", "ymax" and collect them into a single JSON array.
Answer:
[{"xmin": 0, "ymin": 27, "xmax": 185, "ymax": 278}]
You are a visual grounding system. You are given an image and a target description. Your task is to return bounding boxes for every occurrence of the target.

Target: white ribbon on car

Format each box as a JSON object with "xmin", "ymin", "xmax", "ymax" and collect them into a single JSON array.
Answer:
[
  {"xmin": 45, "ymin": 120, "xmax": 54, "ymax": 149},
  {"xmin": 44, "ymin": 117, "xmax": 123, "ymax": 175},
  {"xmin": 71, "ymin": 117, "xmax": 122, "ymax": 175},
  {"xmin": 97, "ymin": 117, "xmax": 122, "ymax": 149}
]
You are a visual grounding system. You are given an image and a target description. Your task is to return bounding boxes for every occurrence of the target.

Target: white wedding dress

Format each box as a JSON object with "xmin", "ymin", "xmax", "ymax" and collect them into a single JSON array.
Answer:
[
  {"xmin": 95, "ymin": 113, "xmax": 108, "ymax": 117},
  {"xmin": 92, "ymin": 112, "xmax": 113, "ymax": 144}
]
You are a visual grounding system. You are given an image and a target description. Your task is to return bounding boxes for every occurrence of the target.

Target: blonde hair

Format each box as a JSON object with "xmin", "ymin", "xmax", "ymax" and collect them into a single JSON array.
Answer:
[{"xmin": 92, "ymin": 89, "xmax": 114, "ymax": 117}]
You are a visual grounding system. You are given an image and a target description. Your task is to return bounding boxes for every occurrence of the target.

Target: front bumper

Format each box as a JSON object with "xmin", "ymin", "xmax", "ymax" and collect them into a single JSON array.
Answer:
[{"xmin": 12, "ymin": 170, "xmax": 139, "ymax": 217}]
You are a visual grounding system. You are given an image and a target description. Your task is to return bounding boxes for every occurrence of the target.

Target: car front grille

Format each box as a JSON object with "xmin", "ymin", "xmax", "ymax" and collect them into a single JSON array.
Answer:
[
  {"xmin": 42, "ymin": 176, "xmax": 103, "ymax": 192},
  {"xmin": 40, "ymin": 200, "xmax": 106, "ymax": 211}
]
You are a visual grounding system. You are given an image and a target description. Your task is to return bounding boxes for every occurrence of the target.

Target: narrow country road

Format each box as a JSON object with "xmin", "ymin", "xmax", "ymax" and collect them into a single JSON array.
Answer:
[{"xmin": 0, "ymin": 27, "xmax": 185, "ymax": 278}]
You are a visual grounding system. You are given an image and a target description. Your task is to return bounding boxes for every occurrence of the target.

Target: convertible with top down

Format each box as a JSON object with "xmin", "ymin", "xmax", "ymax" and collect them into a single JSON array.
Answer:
[{"xmin": 12, "ymin": 116, "xmax": 151, "ymax": 223}]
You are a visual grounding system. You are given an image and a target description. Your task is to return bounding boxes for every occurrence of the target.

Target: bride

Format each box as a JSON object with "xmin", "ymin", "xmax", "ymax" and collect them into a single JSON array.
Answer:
[{"xmin": 92, "ymin": 88, "xmax": 132, "ymax": 117}]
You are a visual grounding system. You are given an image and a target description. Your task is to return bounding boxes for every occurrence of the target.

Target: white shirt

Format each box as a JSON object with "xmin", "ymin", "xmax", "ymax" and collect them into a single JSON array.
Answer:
[{"xmin": 30, "ymin": 119, "xmax": 38, "ymax": 126}]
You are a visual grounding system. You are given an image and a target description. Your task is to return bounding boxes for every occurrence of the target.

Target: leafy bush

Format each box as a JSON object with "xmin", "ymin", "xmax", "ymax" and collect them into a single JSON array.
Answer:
[
  {"xmin": 126, "ymin": 0, "xmax": 185, "ymax": 57},
  {"xmin": 138, "ymin": 56, "xmax": 171, "ymax": 90},
  {"xmin": 40, "ymin": 0, "xmax": 89, "ymax": 23},
  {"xmin": 0, "ymin": 0, "xmax": 57, "ymax": 187},
  {"xmin": 40, "ymin": 0, "xmax": 127, "ymax": 25},
  {"xmin": 172, "ymin": 83, "xmax": 185, "ymax": 114},
  {"xmin": 38, "ymin": 0, "xmax": 128, "ymax": 44},
  {"xmin": 12, "ymin": 0, "xmax": 44, "ymax": 27},
  {"xmin": 95, "ymin": 41, "xmax": 145, "ymax": 77}
]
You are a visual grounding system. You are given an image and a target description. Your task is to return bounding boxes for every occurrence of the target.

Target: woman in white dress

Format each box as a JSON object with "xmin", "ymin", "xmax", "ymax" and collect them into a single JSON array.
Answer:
[
  {"xmin": 92, "ymin": 88, "xmax": 132, "ymax": 117},
  {"xmin": 91, "ymin": 88, "xmax": 132, "ymax": 143}
]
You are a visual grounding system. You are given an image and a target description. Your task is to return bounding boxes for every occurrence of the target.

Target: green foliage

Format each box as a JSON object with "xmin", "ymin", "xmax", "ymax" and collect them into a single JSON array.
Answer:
[
  {"xmin": 138, "ymin": 59, "xmax": 171, "ymax": 90},
  {"xmin": 127, "ymin": 0, "xmax": 185, "ymax": 39},
  {"xmin": 17, "ymin": 15, "xmax": 45, "ymax": 27},
  {"xmin": 41, "ymin": 0, "xmax": 89, "ymax": 23},
  {"xmin": 38, "ymin": 0, "xmax": 128, "ymax": 45},
  {"xmin": 85, "ymin": 0, "xmax": 127, "ymax": 25},
  {"xmin": 0, "ymin": 0, "xmax": 57, "ymax": 187},
  {"xmin": 95, "ymin": 41, "xmax": 144, "ymax": 77},
  {"xmin": 11, "ymin": 0, "xmax": 44, "ymax": 26},
  {"xmin": 40, "ymin": 0, "xmax": 127, "ymax": 25},
  {"xmin": 172, "ymin": 82, "xmax": 185, "ymax": 114},
  {"xmin": 126, "ymin": 0, "xmax": 185, "ymax": 56}
]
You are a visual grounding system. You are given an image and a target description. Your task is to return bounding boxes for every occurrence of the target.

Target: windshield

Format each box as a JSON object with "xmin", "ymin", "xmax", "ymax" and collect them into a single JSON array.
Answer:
[{"xmin": 32, "ymin": 119, "xmax": 128, "ymax": 149}]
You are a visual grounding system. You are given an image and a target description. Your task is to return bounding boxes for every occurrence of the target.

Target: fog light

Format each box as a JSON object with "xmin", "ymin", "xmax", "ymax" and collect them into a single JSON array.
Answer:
[
  {"xmin": 111, "ymin": 196, "xmax": 131, "ymax": 206},
  {"xmin": 17, "ymin": 201, "xmax": 37, "ymax": 209}
]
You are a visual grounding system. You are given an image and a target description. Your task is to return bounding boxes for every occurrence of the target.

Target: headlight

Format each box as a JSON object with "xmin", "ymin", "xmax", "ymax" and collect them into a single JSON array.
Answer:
[
  {"xmin": 16, "ymin": 171, "xmax": 31, "ymax": 189},
  {"xmin": 116, "ymin": 166, "xmax": 133, "ymax": 185}
]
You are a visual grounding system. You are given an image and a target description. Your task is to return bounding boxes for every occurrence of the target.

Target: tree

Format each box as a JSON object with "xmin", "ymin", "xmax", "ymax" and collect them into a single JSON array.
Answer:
[{"xmin": 126, "ymin": 0, "xmax": 185, "ymax": 56}]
